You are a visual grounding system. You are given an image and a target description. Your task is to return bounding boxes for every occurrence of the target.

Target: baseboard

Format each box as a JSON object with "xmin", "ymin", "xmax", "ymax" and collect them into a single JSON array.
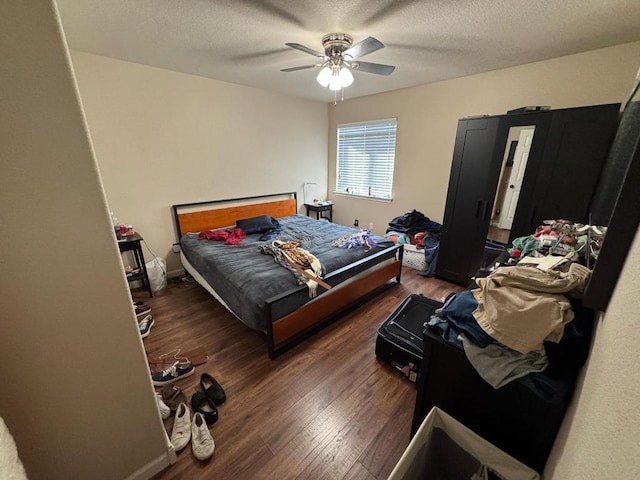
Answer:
[
  {"xmin": 167, "ymin": 268, "xmax": 185, "ymax": 279},
  {"xmin": 123, "ymin": 445, "xmax": 176, "ymax": 480}
]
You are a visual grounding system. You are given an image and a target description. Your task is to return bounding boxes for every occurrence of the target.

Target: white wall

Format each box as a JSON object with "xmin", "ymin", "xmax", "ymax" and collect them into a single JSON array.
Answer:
[
  {"xmin": 545, "ymin": 228, "xmax": 640, "ymax": 478},
  {"xmin": 0, "ymin": 2, "xmax": 170, "ymax": 479},
  {"xmin": 328, "ymin": 41, "xmax": 640, "ymax": 234},
  {"xmin": 70, "ymin": 52, "xmax": 328, "ymax": 274}
]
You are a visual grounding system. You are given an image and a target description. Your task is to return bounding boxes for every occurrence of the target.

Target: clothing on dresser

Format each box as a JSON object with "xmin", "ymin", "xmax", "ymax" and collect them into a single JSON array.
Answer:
[
  {"xmin": 459, "ymin": 333, "xmax": 549, "ymax": 389},
  {"xmin": 426, "ymin": 290, "xmax": 494, "ymax": 349},
  {"xmin": 471, "ymin": 263, "xmax": 591, "ymax": 354},
  {"xmin": 423, "ymin": 262, "xmax": 592, "ymax": 399}
]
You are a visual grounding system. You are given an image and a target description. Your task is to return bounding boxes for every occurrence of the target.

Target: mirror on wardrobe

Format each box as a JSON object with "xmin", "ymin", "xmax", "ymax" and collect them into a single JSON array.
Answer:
[{"xmin": 487, "ymin": 125, "xmax": 536, "ymax": 245}]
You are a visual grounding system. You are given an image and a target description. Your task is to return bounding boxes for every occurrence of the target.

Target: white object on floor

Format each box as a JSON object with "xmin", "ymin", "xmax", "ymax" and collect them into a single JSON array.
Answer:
[
  {"xmin": 0, "ymin": 416, "xmax": 28, "ymax": 480},
  {"xmin": 402, "ymin": 244, "xmax": 427, "ymax": 271},
  {"xmin": 170, "ymin": 403, "xmax": 191, "ymax": 451},
  {"xmin": 155, "ymin": 393, "xmax": 171, "ymax": 420},
  {"xmin": 388, "ymin": 407, "xmax": 540, "ymax": 480},
  {"xmin": 191, "ymin": 412, "xmax": 215, "ymax": 460}
]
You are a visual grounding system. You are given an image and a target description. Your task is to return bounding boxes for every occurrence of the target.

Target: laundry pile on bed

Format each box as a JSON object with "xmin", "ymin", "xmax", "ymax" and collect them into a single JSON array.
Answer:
[
  {"xmin": 259, "ymin": 240, "xmax": 326, "ymax": 298},
  {"xmin": 332, "ymin": 229, "xmax": 379, "ymax": 251}
]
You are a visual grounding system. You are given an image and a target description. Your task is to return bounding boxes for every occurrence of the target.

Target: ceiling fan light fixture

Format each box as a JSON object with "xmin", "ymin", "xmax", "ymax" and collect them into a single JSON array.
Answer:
[
  {"xmin": 320, "ymin": 63, "xmax": 354, "ymax": 91},
  {"xmin": 339, "ymin": 67, "xmax": 354, "ymax": 87},
  {"xmin": 328, "ymin": 68, "xmax": 343, "ymax": 91},
  {"xmin": 285, "ymin": 32, "xmax": 393, "ymax": 100},
  {"xmin": 316, "ymin": 66, "xmax": 332, "ymax": 87}
]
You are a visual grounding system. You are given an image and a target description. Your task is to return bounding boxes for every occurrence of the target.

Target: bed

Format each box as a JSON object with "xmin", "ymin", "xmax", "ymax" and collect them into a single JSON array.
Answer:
[{"xmin": 172, "ymin": 192, "xmax": 404, "ymax": 358}]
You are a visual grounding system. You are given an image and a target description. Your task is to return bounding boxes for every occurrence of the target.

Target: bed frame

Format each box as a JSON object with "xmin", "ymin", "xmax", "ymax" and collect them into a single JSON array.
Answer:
[{"xmin": 172, "ymin": 192, "xmax": 404, "ymax": 358}]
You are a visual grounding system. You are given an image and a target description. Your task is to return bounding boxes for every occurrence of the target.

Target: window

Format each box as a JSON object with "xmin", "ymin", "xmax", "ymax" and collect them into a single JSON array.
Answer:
[{"xmin": 335, "ymin": 118, "xmax": 397, "ymax": 200}]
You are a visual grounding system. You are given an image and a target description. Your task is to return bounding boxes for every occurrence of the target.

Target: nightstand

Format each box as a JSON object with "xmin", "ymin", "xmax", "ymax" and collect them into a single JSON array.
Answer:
[
  {"xmin": 118, "ymin": 233, "xmax": 153, "ymax": 297},
  {"xmin": 305, "ymin": 202, "xmax": 333, "ymax": 222}
]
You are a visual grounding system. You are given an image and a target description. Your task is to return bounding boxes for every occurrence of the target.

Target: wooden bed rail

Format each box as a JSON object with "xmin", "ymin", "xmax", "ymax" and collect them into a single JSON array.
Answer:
[{"xmin": 266, "ymin": 244, "xmax": 404, "ymax": 358}]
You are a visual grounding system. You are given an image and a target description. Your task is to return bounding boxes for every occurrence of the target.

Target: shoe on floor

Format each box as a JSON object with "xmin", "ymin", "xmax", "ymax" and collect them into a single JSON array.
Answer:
[
  {"xmin": 155, "ymin": 393, "xmax": 171, "ymax": 420},
  {"xmin": 191, "ymin": 412, "xmax": 215, "ymax": 461},
  {"xmin": 200, "ymin": 373, "xmax": 226, "ymax": 405},
  {"xmin": 170, "ymin": 403, "xmax": 191, "ymax": 451},
  {"xmin": 152, "ymin": 361, "xmax": 195, "ymax": 386},
  {"xmin": 135, "ymin": 304, "xmax": 151, "ymax": 318},
  {"xmin": 161, "ymin": 384, "xmax": 187, "ymax": 412},
  {"xmin": 191, "ymin": 391, "xmax": 218, "ymax": 426},
  {"xmin": 139, "ymin": 315, "xmax": 154, "ymax": 338}
]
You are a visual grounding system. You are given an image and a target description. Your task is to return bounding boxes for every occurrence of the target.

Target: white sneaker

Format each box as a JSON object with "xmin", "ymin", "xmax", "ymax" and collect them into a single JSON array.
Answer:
[
  {"xmin": 170, "ymin": 403, "xmax": 191, "ymax": 451},
  {"xmin": 155, "ymin": 393, "xmax": 171, "ymax": 420},
  {"xmin": 191, "ymin": 412, "xmax": 215, "ymax": 460}
]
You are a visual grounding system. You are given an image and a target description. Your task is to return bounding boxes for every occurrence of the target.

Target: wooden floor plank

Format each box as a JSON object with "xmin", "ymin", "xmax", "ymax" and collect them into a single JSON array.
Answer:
[
  {"xmin": 341, "ymin": 461, "xmax": 378, "ymax": 480},
  {"xmin": 148, "ymin": 267, "xmax": 462, "ymax": 479}
]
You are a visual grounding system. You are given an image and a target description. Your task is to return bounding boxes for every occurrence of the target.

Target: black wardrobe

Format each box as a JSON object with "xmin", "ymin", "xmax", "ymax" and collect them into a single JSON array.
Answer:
[{"xmin": 435, "ymin": 103, "xmax": 620, "ymax": 286}]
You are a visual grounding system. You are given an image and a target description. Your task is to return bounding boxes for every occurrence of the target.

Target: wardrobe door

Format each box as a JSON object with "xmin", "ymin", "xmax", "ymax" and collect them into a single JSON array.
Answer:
[
  {"xmin": 510, "ymin": 103, "xmax": 620, "ymax": 238},
  {"xmin": 436, "ymin": 117, "xmax": 503, "ymax": 285}
]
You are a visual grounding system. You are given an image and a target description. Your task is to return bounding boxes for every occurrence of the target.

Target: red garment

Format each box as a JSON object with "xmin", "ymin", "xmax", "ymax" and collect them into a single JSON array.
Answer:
[
  {"xmin": 533, "ymin": 225, "xmax": 558, "ymax": 238},
  {"xmin": 414, "ymin": 232, "xmax": 426, "ymax": 249},
  {"xmin": 198, "ymin": 228, "xmax": 246, "ymax": 245}
]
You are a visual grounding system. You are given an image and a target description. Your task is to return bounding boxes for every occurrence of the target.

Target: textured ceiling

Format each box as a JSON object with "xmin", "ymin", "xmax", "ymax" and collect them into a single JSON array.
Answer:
[{"xmin": 55, "ymin": 0, "xmax": 640, "ymax": 103}]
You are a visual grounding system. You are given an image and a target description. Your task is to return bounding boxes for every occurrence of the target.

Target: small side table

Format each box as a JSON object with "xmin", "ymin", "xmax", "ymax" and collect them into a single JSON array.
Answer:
[
  {"xmin": 118, "ymin": 232, "xmax": 153, "ymax": 297},
  {"xmin": 305, "ymin": 202, "xmax": 333, "ymax": 222}
]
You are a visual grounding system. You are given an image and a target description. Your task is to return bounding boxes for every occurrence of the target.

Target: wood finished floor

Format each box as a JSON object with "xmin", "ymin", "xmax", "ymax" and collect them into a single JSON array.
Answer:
[{"xmin": 145, "ymin": 267, "xmax": 463, "ymax": 480}]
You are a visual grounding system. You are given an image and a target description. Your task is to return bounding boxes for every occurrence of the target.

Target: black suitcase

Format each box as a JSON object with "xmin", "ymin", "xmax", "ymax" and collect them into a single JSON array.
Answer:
[{"xmin": 375, "ymin": 294, "xmax": 443, "ymax": 382}]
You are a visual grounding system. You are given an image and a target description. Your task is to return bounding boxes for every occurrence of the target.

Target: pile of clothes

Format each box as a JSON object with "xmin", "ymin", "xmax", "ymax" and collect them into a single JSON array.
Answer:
[
  {"xmin": 385, "ymin": 210, "xmax": 442, "ymax": 276},
  {"xmin": 509, "ymin": 219, "xmax": 607, "ymax": 267},
  {"xmin": 427, "ymin": 260, "xmax": 593, "ymax": 402}
]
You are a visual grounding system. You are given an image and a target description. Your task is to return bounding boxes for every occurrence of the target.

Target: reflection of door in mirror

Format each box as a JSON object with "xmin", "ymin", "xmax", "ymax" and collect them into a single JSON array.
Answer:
[{"xmin": 488, "ymin": 126, "xmax": 535, "ymax": 244}]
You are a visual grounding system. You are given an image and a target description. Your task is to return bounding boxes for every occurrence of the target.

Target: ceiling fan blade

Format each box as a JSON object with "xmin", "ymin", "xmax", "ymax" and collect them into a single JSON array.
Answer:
[
  {"xmin": 353, "ymin": 61, "xmax": 395, "ymax": 76},
  {"xmin": 280, "ymin": 64, "xmax": 320, "ymax": 72},
  {"xmin": 343, "ymin": 36, "xmax": 384, "ymax": 59},
  {"xmin": 285, "ymin": 43, "xmax": 327, "ymax": 60}
]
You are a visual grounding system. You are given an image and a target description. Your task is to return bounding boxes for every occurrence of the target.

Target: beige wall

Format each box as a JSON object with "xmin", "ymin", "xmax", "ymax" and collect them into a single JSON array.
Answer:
[
  {"xmin": 0, "ymin": 2, "xmax": 170, "ymax": 479},
  {"xmin": 70, "ymin": 52, "xmax": 328, "ymax": 274},
  {"xmin": 328, "ymin": 41, "xmax": 640, "ymax": 233},
  {"xmin": 545, "ymin": 228, "xmax": 640, "ymax": 478}
]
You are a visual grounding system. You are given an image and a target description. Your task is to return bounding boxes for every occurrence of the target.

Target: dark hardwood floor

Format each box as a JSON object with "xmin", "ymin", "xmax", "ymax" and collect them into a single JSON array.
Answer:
[{"xmin": 143, "ymin": 267, "xmax": 463, "ymax": 479}]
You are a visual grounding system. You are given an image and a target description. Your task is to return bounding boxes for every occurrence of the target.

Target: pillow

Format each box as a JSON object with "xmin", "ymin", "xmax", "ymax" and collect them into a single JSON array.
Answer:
[{"xmin": 235, "ymin": 215, "xmax": 280, "ymax": 234}]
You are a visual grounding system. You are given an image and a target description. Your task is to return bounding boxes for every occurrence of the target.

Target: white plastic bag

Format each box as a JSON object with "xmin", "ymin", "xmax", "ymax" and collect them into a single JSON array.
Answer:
[{"xmin": 146, "ymin": 257, "xmax": 167, "ymax": 293}]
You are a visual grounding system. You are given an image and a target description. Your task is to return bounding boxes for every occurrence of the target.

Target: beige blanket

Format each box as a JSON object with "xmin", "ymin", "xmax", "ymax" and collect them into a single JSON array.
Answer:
[{"xmin": 472, "ymin": 263, "xmax": 591, "ymax": 354}]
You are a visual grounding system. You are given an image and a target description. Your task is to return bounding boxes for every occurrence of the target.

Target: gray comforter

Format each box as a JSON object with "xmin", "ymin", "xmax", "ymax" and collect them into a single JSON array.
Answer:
[{"xmin": 181, "ymin": 214, "xmax": 394, "ymax": 331}]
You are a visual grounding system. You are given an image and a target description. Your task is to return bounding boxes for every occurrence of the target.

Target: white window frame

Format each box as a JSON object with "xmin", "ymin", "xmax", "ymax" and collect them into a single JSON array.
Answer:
[{"xmin": 334, "ymin": 118, "xmax": 397, "ymax": 201}]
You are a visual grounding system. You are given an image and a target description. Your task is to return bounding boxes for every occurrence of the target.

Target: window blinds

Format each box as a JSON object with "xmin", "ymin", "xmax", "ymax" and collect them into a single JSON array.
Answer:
[{"xmin": 336, "ymin": 118, "xmax": 397, "ymax": 200}]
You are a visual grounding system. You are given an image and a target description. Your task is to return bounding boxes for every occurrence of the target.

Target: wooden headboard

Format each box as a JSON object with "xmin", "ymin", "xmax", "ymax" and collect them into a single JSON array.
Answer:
[{"xmin": 172, "ymin": 192, "xmax": 297, "ymax": 238}]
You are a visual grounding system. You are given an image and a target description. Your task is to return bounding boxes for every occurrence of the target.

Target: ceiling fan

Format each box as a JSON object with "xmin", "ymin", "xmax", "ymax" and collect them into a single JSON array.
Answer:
[{"xmin": 281, "ymin": 33, "xmax": 395, "ymax": 95}]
